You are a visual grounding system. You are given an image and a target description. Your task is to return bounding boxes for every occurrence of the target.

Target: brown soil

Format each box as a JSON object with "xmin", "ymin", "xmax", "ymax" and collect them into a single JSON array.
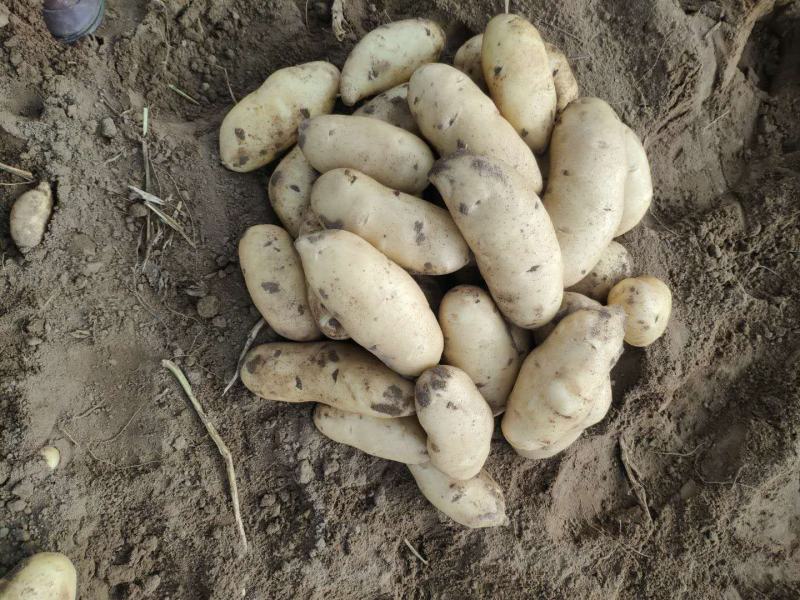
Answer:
[{"xmin": 1, "ymin": 0, "xmax": 799, "ymax": 598}]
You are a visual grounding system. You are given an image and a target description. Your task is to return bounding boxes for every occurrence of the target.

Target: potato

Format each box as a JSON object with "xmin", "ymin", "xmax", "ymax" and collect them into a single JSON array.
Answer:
[
  {"xmin": 295, "ymin": 230, "xmax": 443, "ymax": 377},
  {"xmin": 313, "ymin": 404, "xmax": 428, "ymax": 464},
  {"xmin": 566, "ymin": 241, "xmax": 634, "ymax": 302},
  {"xmin": 607, "ymin": 276, "xmax": 672, "ymax": 347},
  {"xmin": 415, "ymin": 366, "xmax": 493, "ymax": 479},
  {"xmin": 0, "ymin": 552, "xmax": 77, "ymax": 600},
  {"xmin": 311, "ymin": 168, "xmax": 470, "ymax": 275},
  {"xmin": 532, "ymin": 291, "xmax": 602, "ymax": 344},
  {"xmin": 544, "ymin": 97, "xmax": 627, "ymax": 286},
  {"xmin": 38, "ymin": 445, "xmax": 61, "ymax": 470},
  {"xmin": 308, "ymin": 287, "xmax": 349, "ymax": 340},
  {"xmin": 219, "ymin": 62, "xmax": 339, "ymax": 172},
  {"xmin": 340, "ymin": 18, "xmax": 445, "ymax": 106},
  {"xmin": 241, "ymin": 342, "xmax": 415, "ymax": 417},
  {"xmin": 10, "ymin": 182, "xmax": 52, "ymax": 250},
  {"xmin": 453, "ymin": 34, "xmax": 486, "ymax": 91},
  {"xmin": 544, "ymin": 42, "xmax": 579, "ymax": 112},
  {"xmin": 502, "ymin": 308, "xmax": 625, "ymax": 457},
  {"xmin": 267, "ymin": 146, "xmax": 318, "ymax": 238},
  {"xmin": 353, "ymin": 83, "xmax": 420, "ymax": 135},
  {"xmin": 429, "ymin": 153, "xmax": 562, "ymax": 329},
  {"xmin": 408, "ymin": 63, "xmax": 543, "ymax": 194},
  {"xmin": 238, "ymin": 225, "xmax": 320, "ymax": 341},
  {"xmin": 482, "ymin": 14, "xmax": 556, "ymax": 153},
  {"xmin": 298, "ymin": 115, "xmax": 434, "ymax": 194},
  {"xmin": 408, "ymin": 462, "xmax": 507, "ymax": 528},
  {"xmin": 439, "ymin": 285, "xmax": 530, "ymax": 414},
  {"xmin": 616, "ymin": 125, "xmax": 653, "ymax": 236}
]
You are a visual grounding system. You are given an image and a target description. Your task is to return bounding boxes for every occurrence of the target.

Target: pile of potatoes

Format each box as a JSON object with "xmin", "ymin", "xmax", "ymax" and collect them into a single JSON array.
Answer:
[{"xmin": 221, "ymin": 15, "xmax": 672, "ymax": 529}]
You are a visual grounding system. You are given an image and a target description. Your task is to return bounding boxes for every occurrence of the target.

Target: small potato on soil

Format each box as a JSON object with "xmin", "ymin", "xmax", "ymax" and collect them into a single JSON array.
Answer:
[
  {"xmin": 267, "ymin": 146, "xmax": 319, "ymax": 238},
  {"xmin": 0, "ymin": 552, "xmax": 77, "ymax": 600},
  {"xmin": 566, "ymin": 240, "xmax": 634, "ymax": 302},
  {"xmin": 10, "ymin": 182, "xmax": 52, "ymax": 250},
  {"xmin": 607, "ymin": 276, "xmax": 672, "ymax": 347},
  {"xmin": 353, "ymin": 83, "xmax": 420, "ymax": 135}
]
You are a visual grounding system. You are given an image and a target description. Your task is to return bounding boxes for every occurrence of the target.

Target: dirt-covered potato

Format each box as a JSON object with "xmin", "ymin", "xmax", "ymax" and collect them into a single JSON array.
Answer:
[
  {"xmin": 429, "ymin": 153, "xmax": 562, "ymax": 329},
  {"xmin": 311, "ymin": 168, "xmax": 470, "ymax": 275},
  {"xmin": 408, "ymin": 63, "xmax": 543, "ymax": 194},
  {"xmin": 219, "ymin": 62, "xmax": 339, "ymax": 172},
  {"xmin": 353, "ymin": 83, "xmax": 420, "ymax": 135},
  {"xmin": 607, "ymin": 276, "xmax": 672, "ymax": 347},
  {"xmin": 340, "ymin": 18, "xmax": 445, "ymax": 106},
  {"xmin": 544, "ymin": 97, "xmax": 627, "ymax": 286},
  {"xmin": 295, "ymin": 230, "xmax": 443, "ymax": 377},
  {"xmin": 298, "ymin": 115, "xmax": 434, "ymax": 194},
  {"xmin": 238, "ymin": 225, "xmax": 320, "ymax": 341},
  {"xmin": 567, "ymin": 241, "xmax": 634, "ymax": 302},
  {"xmin": 482, "ymin": 14, "xmax": 556, "ymax": 154},
  {"xmin": 0, "ymin": 552, "xmax": 77, "ymax": 600},
  {"xmin": 10, "ymin": 182, "xmax": 52, "ymax": 250},
  {"xmin": 241, "ymin": 342, "xmax": 415, "ymax": 417},
  {"xmin": 453, "ymin": 34, "xmax": 486, "ymax": 91},
  {"xmin": 502, "ymin": 308, "xmax": 625, "ymax": 458},
  {"xmin": 408, "ymin": 462, "xmax": 507, "ymax": 528},
  {"xmin": 313, "ymin": 404, "xmax": 428, "ymax": 464},
  {"xmin": 616, "ymin": 125, "xmax": 653, "ymax": 236},
  {"xmin": 533, "ymin": 291, "xmax": 602, "ymax": 344},
  {"xmin": 267, "ymin": 146, "xmax": 318, "ymax": 238},
  {"xmin": 544, "ymin": 42, "xmax": 579, "ymax": 112},
  {"xmin": 439, "ymin": 285, "xmax": 530, "ymax": 415}
]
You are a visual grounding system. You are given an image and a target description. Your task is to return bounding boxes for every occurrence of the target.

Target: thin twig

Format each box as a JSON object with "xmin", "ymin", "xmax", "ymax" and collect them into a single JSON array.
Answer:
[
  {"xmin": 143, "ymin": 106, "xmax": 150, "ymax": 137},
  {"xmin": 97, "ymin": 404, "xmax": 145, "ymax": 444},
  {"xmin": 0, "ymin": 161, "xmax": 33, "ymax": 180},
  {"xmin": 223, "ymin": 318, "xmax": 267, "ymax": 396},
  {"xmin": 704, "ymin": 108, "xmax": 731, "ymax": 130},
  {"xmin": 619, "ymin": 436, "xmax": 652, "ymax": 522},
  {"xmin": 650, "ymin": 442, "xmax": 705, "ymax": 457},
  {"xmin": 217, "ymin": 66, "xmax": 237, "ymax": 104},
  {"xmin": 168, "ymin": 83, "xmax": 200, "ymax": 105},
  {"xmin": 59, "ymin": 425, "xmax": 161, "ymax": 470},
  {"xmin": 587, "ymin": 522, "xmax": 653, "ymax": 559},
  {"xmin": 403, "ymin": 538, "xmax": 429, "ymax": 565}
]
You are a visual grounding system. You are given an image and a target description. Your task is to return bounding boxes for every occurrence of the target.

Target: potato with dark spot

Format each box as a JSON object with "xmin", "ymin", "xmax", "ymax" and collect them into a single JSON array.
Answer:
[
  {"xmin": 241, "ymin": 342, "xmax": 415, "ymax": 418},
  {"xmin": 0, "ymin": 552, "xmax": 77, "ymax": 600},
  {"xmin": 10, "ymin": 182, "xmax": 52, "ymax": 250},
  {"xmin": 544, "ymin": 42, "xmax": 579, "ymax": 112},
  {"xmin": 267, "ymin": 147, "xmax": 318, "ymax": 238},
  {"xmin": 616, "ymin": 125, "xmax": 653, "ymax": 236},
  {"xmin": 607, "ymin": 276, "xmax": 672, "ymax": 347},
  {"xmin": 532, "ymin": 291, "xmax": 602, "ymax": 344},
  {"xmin": 353, "ymin": 83, "xmax": 420, "ymax": 135},
  {"xmin": 453, "ymin": 34, "xmax": 486, "ymax": 91},
  {"xmin": 567, "ymin": 241, "xmax": 633, "ymax": 302}
]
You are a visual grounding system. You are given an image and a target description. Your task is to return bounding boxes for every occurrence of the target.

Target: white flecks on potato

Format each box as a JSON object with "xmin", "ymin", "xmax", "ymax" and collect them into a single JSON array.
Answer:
[
  {"xmin": 616, "ymin": 125, "xmax": 653, "ymax": 236},
  {"xmin": 607, "ymin": 276, "xmax": 672, "ymax": 347},
  {"xmin": 10, "ymin": 182, "xmax": 52, "ymax": 250},
  {"xmin": 0, "ymin": 552, "xmax": 77, "ymax": 600},
  {"xmin": 567, "ymin": 241, "xmax": 634, "ymax": 302},
  {"xmin": 267, "ymin": 146, "xmax": 318, "ymax": 238},
  {"xmin": 353, "ymin": 83, "xmax": 420, "ymax": 135}
]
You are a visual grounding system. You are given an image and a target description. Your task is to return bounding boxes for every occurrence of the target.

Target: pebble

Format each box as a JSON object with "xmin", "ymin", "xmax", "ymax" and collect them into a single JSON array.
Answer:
[
  {"xmin": 101, "ymin": 117, "xmax": 118, "ymax": 138},
  {"xmin": 707, "ymin": 243, "xmax": 722, "ymax": 258},
  {"xmin": 173, "ymin": 436, "xmax": 188, "ymax": 451},
  {"xmin": 297, "ymin": 448, "xmax": 310, "ymax": 461},
  {"xmin": 323, "ymin": 459, "xmax": 339, "ymax": 476},
  {"xmin": 260, "ymin": 494, "xmax": 276, "ymax": 508},
  {"xmin": 298, "ymin": 460, "xmax": 314, "ymax": 484},
  {"xmin": 197, "ymin": 295, "xmax": 220, "ymax": 319},
  {"xmin": 0, "ymin": 4, "xmax": 9, "ymax": 28},
  {"xmin": 0, "ymin": 527, "xmax": 8, "ymax": 539},
  {"xmin": 12, "ymin": 479, "xmax": 33, "ymax": 499},
  {"xmin": 8, "ymin": 499, "xmax": 26, "ymax": 512}
]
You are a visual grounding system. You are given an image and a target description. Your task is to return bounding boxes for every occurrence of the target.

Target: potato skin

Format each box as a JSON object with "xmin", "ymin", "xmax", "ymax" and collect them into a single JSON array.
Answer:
[
  {"xmin": 544, "ymin": 42, "xmax": 579, "ymax": 112},
  {"xmin": 0, "ymin": 552, "xmax": 77, "ymax": 600},
  {"xmin": 408, "ymin": 63, "xmax": 543, "ymax": 194},
  {"xmin": 267, "ymin": 146, "xmax": 318, "ymax": 238},
  {"xmin": 453, "ymin": 34, "xmax": 486, "ymax": 91},
  {"xmin": 295, "ymin": 230, "xmax": 443, "ymax": 377},
  {"xmin": 307, "ymin": 286, "xmax": 350, "ymax": 340},
  {"xmin": 429, "ymin": 153, "xmax": 563, "ymax": 329},
  {"xmin": 544, "ymin": 97, "xmax": 627, "ymax": 287},
  {"xmin": 340, "ymin": 18, "xmax": 445, "ymax": 106},
  {"xmin": 298, "ymin": 115, "xmax": 434, "ymax": 194},
  {"xmin": 353, "ymin": 83, "xmax": 420, "ymax": 135},
  {"xmin": 616, "ymin": 125, "xmax": 653, "ymax": 236},
  {"xmin": 311, "ymin": 168, "xmax": 470, "ymax": 275},
  {"xmin": 607, "ymin": 276, "xmax": 672, "ymax": 347},
  {"xmin": 532, "ymin": 291, "xmax": 602, "ymax": 345},
  {"xmin": 567, "ymin": 241, "xmax": 634, "ymax": 302},
  {"xmin": 482, "ymin": 14, "xmax": 556, "ymax": 153},
  {"xmin": 241, "ymin": 342, "xmax": 415, "ymax": 417},
  {"xmin": 10, "ymin": 182, "xmax": 52, "ymax": 250},
  {"xmin": 219, "ymin": 61, "xmax": 339, "ymax": 172},
  {"xmin": 313, "ymin": 404, "xmax": 429, "ymax": 464}
]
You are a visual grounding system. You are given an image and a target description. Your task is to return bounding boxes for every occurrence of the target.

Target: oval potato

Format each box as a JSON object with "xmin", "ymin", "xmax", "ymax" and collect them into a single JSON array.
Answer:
[
  {"xmin": 353, "ymin": 83, "xmax": 420, "ymax": 135},
  {"xmin": 10, "ymin": 182, "xmax": 52, "ymax": 250},
  {"xmin": 607, "ymin": 276, "xmax": 672, "ymax": 347},
  {"xmin": 567, "ymin": 241, "xmax": 634, "ymax": 302},
  {"xmin": 616, "ymin": 125, "xmax": 653, "ymax": 236},
  {"xmin": 544, "ymin": 42, "xmax": 580, "ymax": 112},
  {"xmin": 267, "ymin": 146, "xmax": 318, "ymax": 238},
  {"xmin": 0, "ymin": 552, "xmax": 77, "ymax": 600},
  {"xmin": 453, "ymin": 34, "xmax": 486, "ymax": 91},
  {"xmin": 532, "ymin": 291, "xmax": 602, "ymax": 344}
]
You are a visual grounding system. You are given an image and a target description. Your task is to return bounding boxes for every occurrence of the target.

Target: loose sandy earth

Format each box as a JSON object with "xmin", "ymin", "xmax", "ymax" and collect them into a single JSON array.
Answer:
[{"xmin": 1, "ymin": 0, "xmax": 799, "ymax": 598}]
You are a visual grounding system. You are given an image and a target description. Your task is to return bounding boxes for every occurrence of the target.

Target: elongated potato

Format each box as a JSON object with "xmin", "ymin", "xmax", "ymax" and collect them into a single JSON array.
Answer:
[
  {"xmin": 298, "ymin": 115, "xmax": 434, "ymax": 194},
  {"xmin": 408, "ymin": 462, "xmax": 507, "ymax": 528},
  {"xmin": 502, "ymin": 308, "xmax": 625, "ymax": 457},
  {"xmin": 241, "ymin": 342, "xmax": 415, "ymax": 417},
  {"xmin": 544, "ymin": 97, "xmax": 627, "ymax": 286},
  {"xmin": 313, "ymin": 404, "xmax": 428, "ymax": 464},
  {"xmin": 408, "ymin": 63, "xmax": 543, "ymax": 194},
  {"xmin": 295, "ymin": 230, "xmax": 443, "ymax": 377},
  {"xmin": 267, "ymin": 147, "xmax": 318, "ymax": 238},
  {"xmin": 0, "ymin": 552, "xmax": 77, "ymax": 600},
  {"xmin": 616, "ymin": 125, "xmax": 653, "ymax": 236},
  {"xmin": 482, "ymin": 14, "xmax": 556, "ymax": 153},
  {"xmin": 607, "ymin": 276, "xmax": 672, "ymax": 347},
  {"xmin": 439, "ymin": 285, "xmax": 529, "ymax": 414},
  {"xmin": 10, "ymin": 182, "xmax": 52, "ymax": 250},
  {"xmin": 544, "ymin": 42, "xmax": 579, "ymax": 112},
  {"xmin": 429, "ymin": 153, "xmax": 562, "ymax": 329},
  {"xmin": 353, "ymin": 83, "xmax": 420, "ymax": 135},
  {"xmin": 311, "ymin": 168, "xmax": 470, "ymax": 275},
  {"xmin": 567, "ymin": 241, "xmax": 634, "ymax": 302},
  {"xmin": 532, "ymin": 292, "xmax": 602, "ymax": 344},
  {"xmin": 238, "ymin": 225, "xmax": 320, "ymax": 341},
  {"xmin": 340, "ymin": 19, "xmax": 445, "ymax": 105},
  {"xmin": 220, "ymin": 62, "xmax": 339, "ymax": 172},
  {"xmin": 453, "ymin": 34, "xmax": 486, "ymax": 91}
]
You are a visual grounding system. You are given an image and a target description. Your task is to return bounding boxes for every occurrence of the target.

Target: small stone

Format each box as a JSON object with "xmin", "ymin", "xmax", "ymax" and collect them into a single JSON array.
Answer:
[
  {"xmin": 128, "ymin": 203, "xmax": 149, "ymax": 218},
  {"xmin": 707, "ymin": 243, "xmax": 722, "ymax": 258},
  {"xmin": 259, "ymin": 494, "xmax": 276, "ymax": 508},
  {"xmin": 25, "ymin": 337, "xmax": 43, "ymax": 347},
  {"xmin": 298, "ymin": 460, "xmax": 314, "ymax": 484},
  {"xmin": 12, "ymin": 479, "xmax": 34, "ymax": 499},
  {"xmin": 323, "ymin": 459, "xmax": 339, "ymax": 476},
  {"xmin": 297, "ymin": 448, "xmax": 310, "ymax": 460},
  {"xmin": 197, "ymin": 295, "xmax": 220, "ymax": 319},
  {"xmin": 211, "ymin": 315, "xmax": 227, "ymax": 329},
  {"xmin": 66, "ymin": 104, "xmax": 78, "ymax": 118},
  {"xmin": 173, "ymin": 436, "xmax": 188, "ymax": 451},
  {"xmin": 8, "ymin": 499, "xmax": 26, "ymax": 512},
  {"xmin": 0, "ymin": 4, "xmax": 9, "ymax": 28},
  {"xmin": 0, "ymin": 527, "xmax": 8, "ymax": 539},
  {"xmin": 101, "ymin": 117, "xmax": 118, "ymax": 139}
]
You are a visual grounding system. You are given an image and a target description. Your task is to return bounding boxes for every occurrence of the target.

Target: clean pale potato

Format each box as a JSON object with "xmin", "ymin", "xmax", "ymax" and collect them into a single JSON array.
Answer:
[
  {"xmin": 219, "ymin": 62, "xmax": 339, "ymax": 172},
  {"xmin": 267, "ymin": 146, "xmax": 318, "ymax": 238},
  {"xmin": 616, "ymin": 125, "xmax": 653, "ymax": 236},
  {"xmin": 607, "ymin": 276, "xmax": 672, "ymax": 347},
  {"xmin": 295, "ymin": 230, "xmax": 443, "ymax": 377},
  {"xmin": 38, "ymin": 445, "xmax": 61, "ymax": 470},
  {"xmin": 408, "ymin": 462, "xmax": 507, "ymax": 528},
  {"xmin": 408, "ymin": 63, "xmax": 543, "ymax": 194},
  {"xmin": 10, "ymin": 182, "xmax": 52, "ymax": 250},
  {"xmin": 439, "ymin": 285, "xmax": 530, "ymax": 414},
  {"xmin": 415, "ymin": 365, "xmax": 493, "ymax": 480},
  {"xmin": 533, "ymin": 291, "xmax": 602, "ymax": 344},
  {"xmin": 313, "ymin": 404, "xmax": 428, "ymax": 464},
  {"xmin": 0, "ymin": 552, "xmax": 77, "ymax": 600},
  {"xmin": 238, "ymin": 224, "xmax": 320, "ymax": 341},
  {"xmin": 544, "ymin": 42, "xmax": 580, "ymax": 112},
  {"xmin": 340, "ymin": 18, "xmax": 445, "ymax": 105},
  {"xmin": 482, "ymin": 14, "xmax": 556, "ymax": 153},
  {"xmin": 311, "ymin": 168, "xmax": 470, "ymax": 275},
  {"xmin": 453, "ymin": 34, "xmax": 486, "ymax": 91},
  {"xmin": 298, "ymin": 115, "xmax": 434, "ymax": 194},
  {"xmin": 544, "ymin": 97, "xmax": 627, "ymax": 286},
  {"xmin": 353, "ymin": 83, "xmax": 420, "ymax": 135},
  {"xmin": 241, "ymin": 342, "xmax": 415, "ymax": 417},
  {"xmin": 429, "ymin": 153, "xmax": 563, "ymax": 329},
  {"xmin": 567, "ymin": 240, "xmax": 634, "ymax": 302}
]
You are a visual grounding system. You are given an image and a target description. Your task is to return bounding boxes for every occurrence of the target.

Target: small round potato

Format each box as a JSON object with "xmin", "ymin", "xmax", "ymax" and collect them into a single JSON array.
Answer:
[
  {"xmin": 298, "ymin": 115, "xmax": 434, "ymax": 194},
  {"xmin": 532, "ymin": 291, "xmax": 602, "ymax": 345},
  {"xmin": 453, "ymin": 34, "xmax": 486, "ymax": 91},
  {"xmin": 241, "ymin": 342, "xmax": 415, "ymax": 417},
  {"xmin": 353, "ymin": 83, "xmax": 420, "ymax": 135},
  {"xmin": 267, "ymin": 146, "xmax": 318, "ymax": 238},
  {"xmin": 10, "ymin": 182, "xmax": 52, "ymax": 250},
  {"xmin": 219, "ymin": 61, "xmax": 339, "ymax": 172},
  {"xmin": 566, "ymin": 241, "xmax": 634, "ymax": 302},
  {"xmin": 544, "ymin": 42, "xmax": 579, "ymax": 112},
  {"xmin": 311, "ymin": 168, "xmax": 470, "ymax": 275},
  {"xmin": 313, "ymin": 404, "xmax": 428, "ymax": 464},
  {"xmin": 0, "ymin": 552, "xmax": 77, "ymax": 600},
  {"xmin": 616, "ymin": 125, "xmax": 653, "ymax": 236},
  {"xmin": 607, "ymin": 276, "xmax": 672, "ymax": 347},
  {"xmin": 415, "ymin": 366, "xmax": 493, "ymax": 480},
  {"xmin": 340, "ymin": 18, "xmax": 445, "ymax": 106}
]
